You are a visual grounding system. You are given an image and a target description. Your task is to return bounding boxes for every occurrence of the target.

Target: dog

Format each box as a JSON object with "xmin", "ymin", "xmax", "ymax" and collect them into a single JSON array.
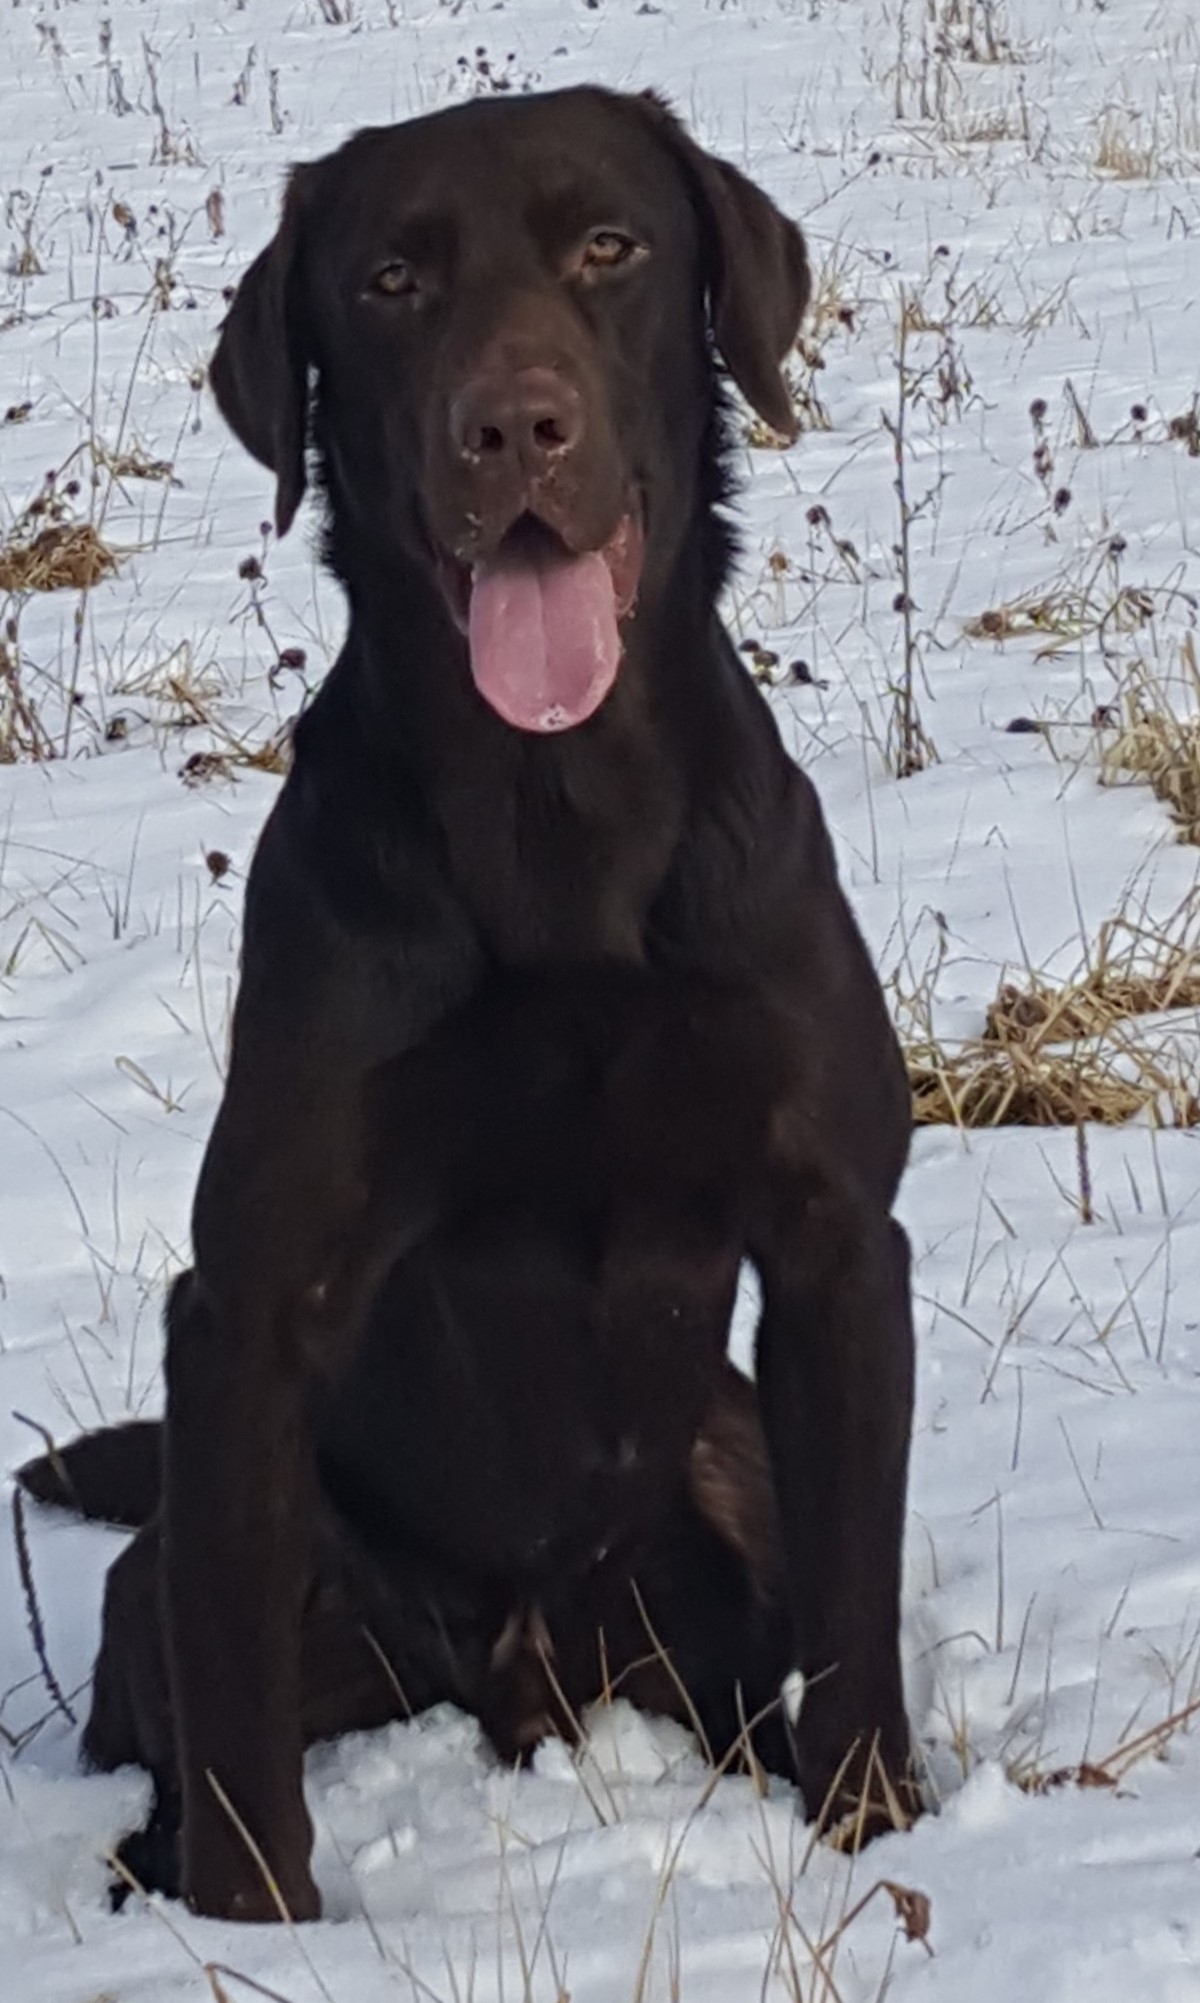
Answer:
[{"xmin": 17, "ymin": 86, "xmax": 918, "ymax": 1921}]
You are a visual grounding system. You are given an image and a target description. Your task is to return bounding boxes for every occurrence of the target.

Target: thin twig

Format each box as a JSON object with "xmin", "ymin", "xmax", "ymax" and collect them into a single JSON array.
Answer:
[{"xmin": 11, "ymin": 1488, "xmax": 76, "ymax": 1724}]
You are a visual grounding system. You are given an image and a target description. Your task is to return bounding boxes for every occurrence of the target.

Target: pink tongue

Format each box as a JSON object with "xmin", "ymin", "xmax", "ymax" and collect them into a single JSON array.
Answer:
[{"xmin": 468, "ymin": 548, "xmax": 620, "ymax": 733}]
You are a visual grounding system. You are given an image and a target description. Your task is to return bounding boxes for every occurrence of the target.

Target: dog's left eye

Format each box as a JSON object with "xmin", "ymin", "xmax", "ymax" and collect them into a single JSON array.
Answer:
[
  {"xmin": 581, "ymin": 229, "xmax": 645, "ymax": 273},
  {"xmin": 370, "ymin": 260, "xmax": 417, "ymax": 298}
]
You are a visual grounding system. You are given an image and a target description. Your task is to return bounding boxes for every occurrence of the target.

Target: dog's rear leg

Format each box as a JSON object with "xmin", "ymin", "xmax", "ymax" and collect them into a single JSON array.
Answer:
[
  {"xmin": 752, "ymin": 1178, "xmax": 919, "ymax": 1842},
  {"xmin": 84, "ymin": 1509, "xmax": 460, "ymax": 1909},
  {"xmin": 81, "ymin": 1519, "xmax": 184, "ymax": 1905}
]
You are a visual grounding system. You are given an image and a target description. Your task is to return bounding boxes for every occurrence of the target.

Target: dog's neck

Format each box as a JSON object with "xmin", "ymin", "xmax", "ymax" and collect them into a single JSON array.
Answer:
[{"xmin": 338, "ymin": 565, "xmax": 703, "ymax": 963}]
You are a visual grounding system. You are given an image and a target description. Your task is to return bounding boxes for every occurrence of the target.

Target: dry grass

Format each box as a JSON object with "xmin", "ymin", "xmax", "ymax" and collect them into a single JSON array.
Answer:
[
  {"xmin": 805, "ymin": 241, "xmax": 861, "ymax": 345},
  {"xmin": 967, "ymin": 562, "xmax": 1200, "ymax": 843},
  {"xmin": 0, "ymin": 520, "xmax": 119, "ymax": 594},
  {"xmin": 1098, "ymin": 643, "xmax": 1200, "ymax": 843},
  {"xmin": 92, "ymin": 439, "xmax": 179, "ymax": 487},
  {"xmin": 1011, "ymin": 1690, "xmax": 1200, "ymax": 1798},
  {"xmin": 106, "ymin": 639, "xmax": 294, "ymax": 782},
  {"xmin": 964, "ymin": 579, "xmax": 1154, "ymax": 650},
  {"xmin": 935, "ymin": 0, "xmax": 1020, "ymax": 65},
  {"xmin": 0, "ymin": 465, "xmax": 122, "ymax": 596},
  {"xmin": 179, "ymin": 725, "xmax": 292, "ymax": 787},
  {"xmin": 984, "ymin": 894, "xmax": 1200, "ymax": 1050},
  {"xmin": 901, "ymin": 270, "xmax": 1002, "ymax": 335},
  {"xmin": 908, "ymin": 1041, "xmax": 1153, "ymax": 1129},
  {"xmin": 1093, "ymin": 107, "xmax": 1159, "ymax": 180},
  {"xmin": 941, "ymin": 103, "xmax": 1029, "ymax": 148},
  {"xmin": 113, "ymin": 639, "xmax": 226, "ymax": 731},
  {"xmin": 899, "ymin": 900, "xmax": 1200, "ymax": 1130}
]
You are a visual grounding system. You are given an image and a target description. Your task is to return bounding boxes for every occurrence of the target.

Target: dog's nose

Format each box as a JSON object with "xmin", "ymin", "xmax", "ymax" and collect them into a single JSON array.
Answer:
[{"xmin": 449, "ymin": 368, "xmax": 585, "ymax": 472}]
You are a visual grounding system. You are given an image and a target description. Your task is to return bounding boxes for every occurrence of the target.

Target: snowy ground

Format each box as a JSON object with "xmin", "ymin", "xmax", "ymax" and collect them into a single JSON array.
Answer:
[{"xmin": 3, "ymin": 0, "xmax": 1200, "ymax": 1996}]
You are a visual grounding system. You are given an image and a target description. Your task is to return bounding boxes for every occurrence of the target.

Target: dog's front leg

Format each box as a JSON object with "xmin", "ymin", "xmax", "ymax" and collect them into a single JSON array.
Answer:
[
  {"xmin": 164, "ymin": 1286, "xmax": 314, "ymax": 1916},
  {"xmin": 751, "ymin": 1174, "xmax": 918, "ymax": 1843},
  {"xmin": 163, "ymin": 988, "xmax": 467, "ymax": 1917},
  {"xmin": 163, "ymin": 1068, "xmax": 375, "ymax": 1921}
]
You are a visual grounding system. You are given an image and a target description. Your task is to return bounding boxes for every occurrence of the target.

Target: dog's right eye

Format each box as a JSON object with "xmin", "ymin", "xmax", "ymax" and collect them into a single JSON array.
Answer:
[
  {"xmin": 369, "ymin": 261, "xmax": 417, "ymax": 299},
  {"xmin": 580, "ymin": 229, "xmax": 645, "ymax": 274}
]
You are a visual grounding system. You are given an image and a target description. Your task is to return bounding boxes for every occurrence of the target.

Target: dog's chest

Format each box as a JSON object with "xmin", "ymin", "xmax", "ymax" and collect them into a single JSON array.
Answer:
[{"xmin": 319, "ymin": 1236, "xmax": 724, "ymax": 1582}]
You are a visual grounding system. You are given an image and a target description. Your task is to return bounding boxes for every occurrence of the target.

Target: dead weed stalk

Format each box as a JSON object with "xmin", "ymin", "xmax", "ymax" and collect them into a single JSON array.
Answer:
[
  {"xmin": 882, "ymin": 297, "xmax": 940, "ymax": 777},
  {"xmin": 0, "ymin": 626, "xmax": 54, "ymax": 761}
]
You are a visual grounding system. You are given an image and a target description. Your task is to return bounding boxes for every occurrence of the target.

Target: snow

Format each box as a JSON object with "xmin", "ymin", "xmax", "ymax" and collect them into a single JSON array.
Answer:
[{"xmin": 3, "ymin": 0, "xmax": 1200, "ymax": 1996}]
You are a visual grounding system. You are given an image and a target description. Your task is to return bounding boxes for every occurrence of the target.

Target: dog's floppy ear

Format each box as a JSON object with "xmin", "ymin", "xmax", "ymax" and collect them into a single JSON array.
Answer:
[
  {"xmin": 636, "ymin": 93, "xmax": 810, "ymax": 441},
  {"xmin": 209, "ymin": 168, "xmax": 312, "ymax": 537}
]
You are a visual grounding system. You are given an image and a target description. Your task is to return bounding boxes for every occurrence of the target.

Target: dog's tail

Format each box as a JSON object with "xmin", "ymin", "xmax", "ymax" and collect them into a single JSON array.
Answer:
[{"xmin": 15, "ymin": 1421, "xmax": 162, "ymax": 1529}]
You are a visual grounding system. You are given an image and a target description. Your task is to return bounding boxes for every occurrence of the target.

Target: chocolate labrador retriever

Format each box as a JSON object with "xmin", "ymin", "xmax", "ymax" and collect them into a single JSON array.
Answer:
[{"xmin": 18, "ymin": 85, "xmax": 918, "ymax": 1920}]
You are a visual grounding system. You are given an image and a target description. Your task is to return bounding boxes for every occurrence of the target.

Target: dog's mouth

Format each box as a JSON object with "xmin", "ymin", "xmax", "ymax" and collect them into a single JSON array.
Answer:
[{"xmin": 436, "ymin": 509, "xmax": 644, "ymax": 735}]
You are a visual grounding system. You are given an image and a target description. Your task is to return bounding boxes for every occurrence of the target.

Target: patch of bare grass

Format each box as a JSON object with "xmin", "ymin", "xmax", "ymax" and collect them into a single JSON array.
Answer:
[
  {"xmin": 907, "ymin": 1040, "xmax": 1152, "ymax": 1129},
  {"xmin": 896, "ymin": 898, "xmax": 1200, "ymax": 1130}
]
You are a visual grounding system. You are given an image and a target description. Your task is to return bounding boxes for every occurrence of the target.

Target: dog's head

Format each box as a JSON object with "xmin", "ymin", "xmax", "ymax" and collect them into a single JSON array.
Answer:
[{"xmin": 211, "ymin": 88, "xmax": 808, "ymax": 733}]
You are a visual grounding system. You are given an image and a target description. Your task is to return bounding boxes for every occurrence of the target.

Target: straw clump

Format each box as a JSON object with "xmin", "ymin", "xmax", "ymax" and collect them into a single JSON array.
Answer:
[
  {"xmin": 901, "ymin": 903, "xmax": 1200, "ymax": 1129},
  {"xmin": 0, "ymin": 467, "xmax": 120, "ymax": 595},
  {"xmin": 907, "ymin": 1040, "xmax": 1151, "ymax": 1129},
  {"xmin": 0, "ymin": 520, "xmax": 118, "ymax": 594}
]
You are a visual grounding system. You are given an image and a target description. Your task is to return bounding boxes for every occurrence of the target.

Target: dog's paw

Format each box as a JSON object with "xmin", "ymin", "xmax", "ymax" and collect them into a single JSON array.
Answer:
[
  {"xmin": 109, "ymin": 1814, "xmax": 182, "ymax": 1910},
  {"xmin": 786, "ymin": 1688, "xmax": 922, "ymax": 1850}
]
